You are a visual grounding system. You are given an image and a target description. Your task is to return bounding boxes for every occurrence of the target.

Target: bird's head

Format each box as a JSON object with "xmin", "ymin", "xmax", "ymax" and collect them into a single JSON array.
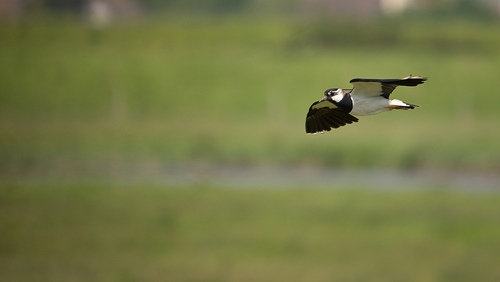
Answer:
[{"xmin": 324, "ymin": 88, "xmax": 344, "ymax": 103}]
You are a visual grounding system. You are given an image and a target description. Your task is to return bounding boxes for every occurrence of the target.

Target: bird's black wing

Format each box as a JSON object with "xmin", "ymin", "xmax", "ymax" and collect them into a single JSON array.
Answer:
[
  {"xmin": 305, "ymin": 100, "xmax": 359, "ymax": 134},
  {"xmin": 350, "ymin": 76, "xmax": 427, "ymax": 98}
]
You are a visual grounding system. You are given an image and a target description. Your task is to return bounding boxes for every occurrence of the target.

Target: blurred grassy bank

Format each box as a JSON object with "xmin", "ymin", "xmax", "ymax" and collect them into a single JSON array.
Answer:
[
  {"xmin": 1, "ymin": 16, "xmax": 500, "ymax": 180},
  {"xmin": 2, "ymin": 184, "xmax": 500, "ymax": 281}
]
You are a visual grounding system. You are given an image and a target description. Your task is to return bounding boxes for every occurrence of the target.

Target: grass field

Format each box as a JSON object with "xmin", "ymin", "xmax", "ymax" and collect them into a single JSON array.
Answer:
[
  {"xmin": 2, "ymin": 184, "xmax": 500, "ymax": 281},
  {"xmin": 1, "ymin": 16, "xmax": 500, "ymax": 176},
  {"xmin": 1, "ymin": 15, "xmax": 500, "ymax": 281}
]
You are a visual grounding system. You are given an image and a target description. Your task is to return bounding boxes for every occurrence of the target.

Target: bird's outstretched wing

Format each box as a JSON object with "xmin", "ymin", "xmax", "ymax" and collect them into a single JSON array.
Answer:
[
  {"xmin": 349, "ymin": 76, "xmax": 427, "ymax": 98},
  {"xmin": 305, "ymin": 100, "xmax": 358, "ymax": 134}
]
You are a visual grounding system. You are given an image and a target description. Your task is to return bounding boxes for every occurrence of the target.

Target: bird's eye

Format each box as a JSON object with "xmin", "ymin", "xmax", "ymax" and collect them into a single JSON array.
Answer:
[{"xmin": 324, "ymin": 88, "xmax": 339, "ymax": 96}]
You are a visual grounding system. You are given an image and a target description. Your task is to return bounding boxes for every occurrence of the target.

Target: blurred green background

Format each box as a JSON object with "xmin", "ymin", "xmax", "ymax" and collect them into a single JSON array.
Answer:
[{"xmin": 1, "ymin": 0, "xmax": 500, "ymax": 281}]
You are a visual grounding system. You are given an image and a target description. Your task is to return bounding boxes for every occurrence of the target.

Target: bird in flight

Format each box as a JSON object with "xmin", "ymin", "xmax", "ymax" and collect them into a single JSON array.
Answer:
[{"xmin": 305, "ymin": 75, "xmax": 427, "ymax": 134}]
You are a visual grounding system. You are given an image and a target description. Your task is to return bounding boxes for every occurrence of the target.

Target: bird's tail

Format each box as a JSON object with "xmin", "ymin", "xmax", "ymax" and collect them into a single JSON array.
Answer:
[{"xmin": 389, "ymin": 99, "xmax": 419, "ymax": 110}]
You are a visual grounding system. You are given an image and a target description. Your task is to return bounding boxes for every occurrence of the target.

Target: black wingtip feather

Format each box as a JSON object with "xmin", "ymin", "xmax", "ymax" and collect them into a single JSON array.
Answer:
[
  {"xmin": 305, "ymin": 106, "xmax": 359, "ymax": 134},
  {"xmin": 350, "ymin": 76, "xmax": 427, "ymax": 86}
]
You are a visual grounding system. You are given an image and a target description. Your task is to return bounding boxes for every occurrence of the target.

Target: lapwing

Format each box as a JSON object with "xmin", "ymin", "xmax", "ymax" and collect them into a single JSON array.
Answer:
[{"xmin": 305, "ymin": 75, "xmax": 427, "ymax": 134}]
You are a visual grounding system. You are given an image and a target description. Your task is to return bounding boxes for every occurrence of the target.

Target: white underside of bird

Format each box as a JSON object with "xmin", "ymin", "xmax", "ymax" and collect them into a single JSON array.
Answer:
[{"xmin": 350, "ymin": 96, "xmax": 414, "ymax": 116}]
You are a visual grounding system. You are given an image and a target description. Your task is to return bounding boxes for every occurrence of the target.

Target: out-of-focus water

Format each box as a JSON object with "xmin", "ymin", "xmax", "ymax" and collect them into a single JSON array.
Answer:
[
  {"xmin": 14, "ymin": 161, "xmax": 498, "ymax": 192},
  {"xmin": 162, "ymin": 163, "xmax": 500, "ymax": 192}
]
